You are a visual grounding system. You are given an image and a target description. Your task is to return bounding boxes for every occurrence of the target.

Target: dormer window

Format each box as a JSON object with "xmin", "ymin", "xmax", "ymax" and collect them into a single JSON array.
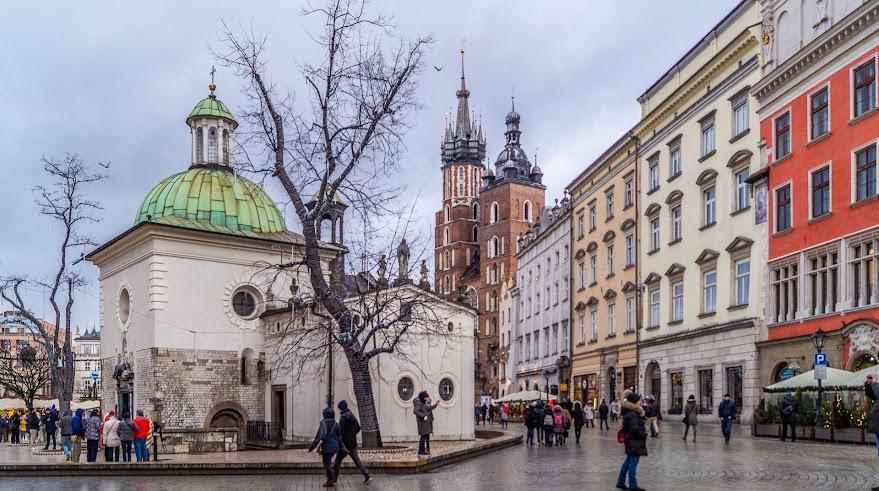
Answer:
[
  {"xmin": 208, "ymin": 127, "xmax": 219, "ymax": 162},
  {"xmin": 196, "ymin": 128, "xmax": 204, "ymax": 163}
]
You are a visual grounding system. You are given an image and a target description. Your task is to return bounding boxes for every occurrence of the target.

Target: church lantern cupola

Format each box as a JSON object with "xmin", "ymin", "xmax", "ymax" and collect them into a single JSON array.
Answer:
[{"xmin": 186, "ymin": 75, "xmax": 238, "ymax": 170}]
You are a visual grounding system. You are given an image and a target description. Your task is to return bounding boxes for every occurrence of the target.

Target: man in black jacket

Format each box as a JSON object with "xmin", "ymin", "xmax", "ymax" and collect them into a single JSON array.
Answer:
[
  {"xmin": 718, "ymin": 393, "xmax": 737, "ymax": 444},
  {"xmin": 779, "ymin": 390, "xmax": 798, "ymax": 442},
  {"xmin": 332, "ymin": 400, "xmax": 371, "ymax": 485}
]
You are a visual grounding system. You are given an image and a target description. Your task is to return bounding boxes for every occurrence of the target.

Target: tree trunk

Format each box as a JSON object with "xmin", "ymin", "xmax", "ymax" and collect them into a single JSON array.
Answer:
[{"xmin": 348, "ymin": 353, "xmax": 382, "ymax": 448}]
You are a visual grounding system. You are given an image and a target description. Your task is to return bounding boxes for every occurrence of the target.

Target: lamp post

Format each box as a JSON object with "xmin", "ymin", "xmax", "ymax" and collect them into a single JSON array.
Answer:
[{"xmin": 812, "ymin": 328, "xmax": 827, "ymax": 415}]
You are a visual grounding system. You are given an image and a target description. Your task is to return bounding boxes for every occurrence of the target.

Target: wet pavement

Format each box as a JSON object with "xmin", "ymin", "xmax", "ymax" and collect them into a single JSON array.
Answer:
[{"xmin": 1, "ymin": 423, "xmax": 877, "ymax": 490}]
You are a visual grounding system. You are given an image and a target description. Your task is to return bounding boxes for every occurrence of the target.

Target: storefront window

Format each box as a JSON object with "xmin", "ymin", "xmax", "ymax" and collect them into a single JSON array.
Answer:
[
  {"xmin": 726, "ymin": 366, "xmax": 743, "ymax": 411},
  {"xmin": 698, "ymin": 369, "xmax": 713, "ymax": 413},
  {"xmin": 670, "ymin": 372, "xmax": 683, "ymax": 413}
]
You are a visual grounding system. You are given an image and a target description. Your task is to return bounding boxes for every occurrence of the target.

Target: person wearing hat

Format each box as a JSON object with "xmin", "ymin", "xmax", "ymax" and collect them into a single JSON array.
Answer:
[
  {"xmin": 779, "ymin": 389, "xmax": 798, "ymax": 442},
  {"xmin": 332, "ymin": 400, "xmax": 371, "ymax": 485},
  {"xmin": 308, "ymin": 407, "xmax": 342, "ymax": 487},
  {"xmin": 718, "ymin": 393, "xmax": 737, "ymax": 444},
  {"xmin": 413, "ymin": 391, "xmax": 438, "ymax": 457},
  {"xmin": 682, "ymin": 395, "xmax": 698, "ymax": 442},
  {"xmin": 615, "ymin": 391, "xmax": 647, "ymax": 491}
]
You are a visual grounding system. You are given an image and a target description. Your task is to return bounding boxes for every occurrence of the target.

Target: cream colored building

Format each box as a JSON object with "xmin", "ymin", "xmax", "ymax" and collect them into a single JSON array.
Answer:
[
  {"xmin": 569, "ymin": 135, "xmax": 638, "ymax": 408},
  {"xmin": 634, "ymin": 0, "xmax": 765, "ymax": 423},
  {"xmin": 497, "ymin": 277, "xmax": 514, "ymax": 397}
]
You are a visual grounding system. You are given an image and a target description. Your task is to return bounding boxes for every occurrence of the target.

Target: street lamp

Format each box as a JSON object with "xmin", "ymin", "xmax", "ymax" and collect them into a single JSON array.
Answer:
[{"xmin": 812, "ymin": 328, "xmax": 827, "ymax": 414}]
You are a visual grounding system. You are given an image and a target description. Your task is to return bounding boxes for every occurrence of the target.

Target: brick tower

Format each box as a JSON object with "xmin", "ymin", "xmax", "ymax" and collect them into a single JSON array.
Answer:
[{"xmin": 434, "ymin": 48, "xmax": 486, "ymax": 297}]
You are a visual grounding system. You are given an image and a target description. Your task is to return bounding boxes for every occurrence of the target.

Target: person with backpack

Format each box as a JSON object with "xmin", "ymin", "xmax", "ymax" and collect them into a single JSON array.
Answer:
[
  {"xmin": 552, "ymin": 405, "xmax": 565, "ymax": 445},
  {"xmin": 308, "ymin": 407, "xmax": 342, "ymax": 488},
  {"xmin": 541, "ymin": 403, "xmax": 555, "ymax": 447},
  {"xmin": 682, "ymin": 395, "xmax": 699, "ymax": 442},
  {"xmin": 571, "ymin": 401, "xmax": 585, "ymax": 443},
  {"xmin": 615, "ymin": 391, "xmax": 647, "ymax": 491},
  {"xmin": 779, "ymin": 390, "xmax": 798, "ymax": 442},
  {"xmin": 117, "ymin": 411, "xmax": 137, "ymax": 462},
  {"xmin": 332, "ymin": 400, "xmax": 371, "ymax": 485},
  {"xmin": 413, "ymin": 391, "xmax": 438, "ymax": 458},
  {"xmin": 500, "ymin": 404, "xmax": 509, "ymax": 429},
  {"xmin": 523, "ymin": 402, "xmax": 536, "ymax": 445}
]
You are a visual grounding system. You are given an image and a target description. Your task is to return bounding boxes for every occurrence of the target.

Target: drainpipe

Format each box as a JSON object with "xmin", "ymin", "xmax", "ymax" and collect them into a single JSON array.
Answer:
[
  {"xmin": 629, "ymin": 132, "xmax": 642, "ymax": 394},
  {"xmin": 568, "ymin": 211, "xmax": 575, "ymax": 401}
]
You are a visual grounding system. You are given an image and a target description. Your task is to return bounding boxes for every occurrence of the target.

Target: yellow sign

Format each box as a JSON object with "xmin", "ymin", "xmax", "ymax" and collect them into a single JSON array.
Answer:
[{"xmin": 559, "ymin": 384, "xmax": 568, "ymax": 392}]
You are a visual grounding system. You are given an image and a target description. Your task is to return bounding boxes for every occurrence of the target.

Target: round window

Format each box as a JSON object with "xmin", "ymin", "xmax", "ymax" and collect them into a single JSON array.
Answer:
[
  {"xmin": 233, "ymin": 291, "xmax": 257, "ymax": 318},
  {"xmin": 447, "ymin": 322, "xmax": 454, "ymax": 332},
  {"xmin": 397, "ymin": 376, "xmax": 414, "ymax": 401},
  {"xmin": 439, "ymin": 377, "xmax": 454, "ymax": 402},
  {"xmin": 118, "ymin": 288, "xmax": 131, "ymax": 326}
]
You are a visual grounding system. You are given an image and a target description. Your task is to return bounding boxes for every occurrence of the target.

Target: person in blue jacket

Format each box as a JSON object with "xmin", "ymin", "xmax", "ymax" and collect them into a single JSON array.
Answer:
[
  {"xmin": 308, "ymin": 407, "xmax": 342, "ymax": 488},
  {"xmin": 718, "ymin": 393, "xmax": 737, "ymax": 444},
  {"xmin": 71, "ymin": 408, "xmax": 86, "ymax": 463}
]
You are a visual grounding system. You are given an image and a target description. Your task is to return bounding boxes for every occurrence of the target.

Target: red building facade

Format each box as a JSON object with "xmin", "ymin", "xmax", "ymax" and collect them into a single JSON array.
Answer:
[{"xmin": 753, "ymin": 1, "xmax": 879, "ymax": 382}]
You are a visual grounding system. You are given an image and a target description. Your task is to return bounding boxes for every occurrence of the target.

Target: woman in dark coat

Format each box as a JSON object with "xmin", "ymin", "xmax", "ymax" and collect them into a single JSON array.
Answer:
[
  {"xmin": 413, "ymin": 391, "xmax": 438, "ymax": 457},
  {"xmin": 616, "ymin": 391, "xmax": 647, "ymax": 491},
  {"xmin": 571, "ymin": 401, "xmax": 585, "ymax": 443},
  {"xmin": 308, "ymin": 407, "xmax": 342, "ymax": 488}
]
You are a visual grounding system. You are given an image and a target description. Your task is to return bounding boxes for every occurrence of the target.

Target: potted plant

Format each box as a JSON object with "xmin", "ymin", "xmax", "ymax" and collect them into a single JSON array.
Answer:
[
  {"xmin": 754, "ymin": 399, "xmax": 780, "ymax": 437},
  {"xmin": 815, "ymin": 401, "xmax": 834, "ymax": 441},
  {"xmin": 795, "ymin": 389, "xmax": 816, "ymax": 440},
  {"xmin": 832, "ymin": 393, "xmax": 862, "ymax": 443}
]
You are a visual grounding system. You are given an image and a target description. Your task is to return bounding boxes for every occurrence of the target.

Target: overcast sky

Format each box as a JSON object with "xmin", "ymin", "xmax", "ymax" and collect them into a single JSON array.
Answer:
[{"xmin": 0, "ymin": 0, "xmax": 739, "ymax": 330}]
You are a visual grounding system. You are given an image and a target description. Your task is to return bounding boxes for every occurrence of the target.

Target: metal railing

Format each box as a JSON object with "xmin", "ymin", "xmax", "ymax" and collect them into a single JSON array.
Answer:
[{"xmin": 244, "ymin": 421, "xmax": 283, "ymax": 445}]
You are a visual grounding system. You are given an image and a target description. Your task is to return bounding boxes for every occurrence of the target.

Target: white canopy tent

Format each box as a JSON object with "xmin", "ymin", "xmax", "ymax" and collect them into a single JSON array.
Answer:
[
  {"xmin": 763, "ymin": 367, "xmax": 853, "ymax": 392},
  {"xmin": 492, "ymin": 390, "xmax": 557, "ymax": 404}
]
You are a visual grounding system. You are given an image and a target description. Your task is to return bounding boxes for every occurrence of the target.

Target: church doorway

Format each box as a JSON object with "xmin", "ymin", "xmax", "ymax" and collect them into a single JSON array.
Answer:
[
  {"xmin": 209, "ymin": 408, "xmax": 244, "ymax": 429},
  {"xmin": 271, "ymin": 385, "xmax": 286, "ymax": 433}
]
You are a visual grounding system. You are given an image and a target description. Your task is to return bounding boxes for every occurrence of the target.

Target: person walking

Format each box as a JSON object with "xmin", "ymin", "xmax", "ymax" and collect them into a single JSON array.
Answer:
[
  {"xmin": 480, "ymin": 403, "xmax": 487, "ymax": 426},
  {"xmin": 523, "ymin": 402, "xmax": 536, "ymax": 445},
  {"xmin": 561, "ymin": 404, "xmax": 572, "ymax": 444},
  {"xmin": 9, "ymin": 411, "xmax": 20, "ymax": 444},
  {"xmin": 599, "ymin": 399, "xmax": 610, "ymax": 431},
  {"xmin": 308, "ymin": 407, "xmax": 342, "ymax": 488},
  {"xmin": 864, "ymin": 374, "xmax": 879, "ymax": 491},
  {"xmin": 102, "ymin": 411, "xmax": 121, "ymax": 462},
  {"xmin": 571, "ymin": 401, "xmax": 585, "ymax": 443},
  {"xmin": 718, "ymin": 393, "xmax": 737, "ymax": 444},
  {"xmin": 85, "ymin": 409, "xmax": 102, "ymax": 462},
  {"xmin": 541, "ymin": 403, "xmax": 555, "ymax": 447},
  {"xmin": 779, "ymin": 390, "xmax": 798, "ymax": 442},
  {"xmin": 59, "ymin": 409, "xmax": 73, "ymax": 460},
  {"xmin": 332, "ymin": 400, "xmax": 371, "ymax": 485},
  {"xmin": 584, "ymin": 400, "xmax": 595, "ymax": 428},
  {"xmin": 610, "ymin": 399, "xmax": 620, "ymax": 422},
  {"xmin": 616, "ymin": 391, "xmax": 647, "ymax": 491},
  {"xmin": 645, "ymin": 397, "xmax": 660, "ymax": 438},
  {"xmin": 413, "ymin": 391, "xmax": 438, "ymax": 457},
  {"xmin": 43, "ymin": 408, "xmax": 58, "ymax": 450},
  {"xmin": 552, "ymin": 405, "xmax": 565, "ymax": 445},
  {"xmin": 28, "ymin": 409, "xmax": 40, "ymax": 447},
  {"xmin": 117, "ymin": 411, "xmax": 137, "ymax": 462},
  {"xmin": 71, "ymin": 408, "xmax": 85, "ymax": 462},
  {"xmin": 133, "ymin": 410, "xmax": 151, "ymax": 462},
  {"xmin": 474, "ymin": 404, "xmax": 481, "ymax": 426},
  {"xmin": 682, "ymin": 395, "xmax": 698, "ymax": 442},
  {"xmin": 500, "ymin": 403, "xmax": 509, "ymax": 429}
]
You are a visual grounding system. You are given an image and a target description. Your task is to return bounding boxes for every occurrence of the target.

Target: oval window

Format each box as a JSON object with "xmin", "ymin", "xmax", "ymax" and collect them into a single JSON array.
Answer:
[
  {"xmin": 233, "ymin": 290, "xmax": 256, "ymax": 318},
  {"xmin": 397, "ymin": 376, "xmax": 414, "ymax": 401},
  {"xmin": 439, "ymin": 378, "xmax": 454, "ymax": 402},
  {"xmin": 447, "ymin": 322, "xmax": 454, "ymax": 333},
  {"xmin": 118, "ymin": 288, "xmax": 131, "ymax": 326}
]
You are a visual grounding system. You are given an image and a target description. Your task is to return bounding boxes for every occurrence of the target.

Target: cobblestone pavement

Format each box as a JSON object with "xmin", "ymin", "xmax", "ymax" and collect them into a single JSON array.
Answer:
[{"xmin": 2, "ymin": 423, "xmax": 878, "ymax": 490}]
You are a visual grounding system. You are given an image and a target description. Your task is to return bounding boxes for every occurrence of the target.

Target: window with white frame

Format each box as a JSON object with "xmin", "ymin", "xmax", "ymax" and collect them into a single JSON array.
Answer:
[
  {"xmin": 536, "ymin": 292, "xmax": 541, "ymax": 313},
  {"xmin": 807, "ymin": 250, "xmax": 839, "ymax": 315},
  {"xmin": 543, "ymin": 327, "xmax": 550, "ymax": 356},
  {"xmin": 624, "ymin": 179, "xmax": 634, "ymax": 207},
  {"xmin": 578, "ymin": 214, "xmax": 585, "ymax": 238},
  {"xmin": 850, "ymin": 236, "xmax": 878, "ymax": 308},
  {"xmin": 553, "ymin": 283, "xmax": 559, "ymax": 305},
  {"xmin": 735, "ymin": 168, "xmax": 750, "ymax": 211},
  {"xmin": 671, "ymin": 281, "xmax": 684, "ymax": 322},
  {"xmin": 578, "ymin": 261, "xmax": 585, "ymax": 290},
  {"xmin": 854, "ymin": 60, "xmax": 877, "ymax": 118},
  {"xmin": 590, "ymin": 254, "xmax": 597, "ymax": 285},
  {"xmin": 578, "ymin": 314, "xmax": 585, "ymax": 344},
  {"xmin": 670, "ymin": 145, "xmax": 682, "ymax": 176},
  {"xmin": 552, "ymin": 325, "xmax": 559, "ymax": 354},
  {"xmin": 607, "ymin": 192, "xmax": 615, "ymax": 219},
  {"xmin": 856, "ymin": 144, "xmax": 877, "ymax": 202},
  {"xmin": 732, "ymin": 94, "xmax": 749, "ymax": 137},
  {"xmin": 625, "ymin": 233, "xmax": 635, "ymax": 267},
  {"xmin": 525, "ymin": 334, "xmax": 531, "ymax": 361},
  {"xmin": 491, "ymin": 202, "xmax": 499, "ymax": 223},
  {"xmin": 649, "ymin": 160, "xmax": 660, "ymax": 191},
  {"xmin": 671, "ymin": 206, "xmax": 682, "ymax": 242},
  {"xmin": 649, "ymin": 289, "xmax": 660, "ymax": 327},
  {"xmin": 607, "ymin": 244, "xmax": 615, "ymax": 276},
  {"xmin": 735, "ymin": 258, "xmax": 751, "ymax": 307},
  {"xmin": 770, "ymin": 262, "xmax": 798, "ymax": 323},
  {"xmin": 590, "ymin": 206, "xmax": 597, "ymax": 231},
  {"xmin": 545, "ymin": 287, "xmax": 550, "ymax": 309},
  {"xmin": 703, "ymin": 270, "xmax": 717, "ymax": 314},
  {"xmin": 590, "ymin": 309, "xmax": 598, "ymax": 342},
  {"xmin": 701, "ymin": 118, "xmax": 715, "ymax": 157},
  {"xmin": 776, "ymin": 185, "xmax": 792, "ymax": 232},
  {"xmin": 811, "ymin": 166, "xmax": 831, "ymax": 218},
  {"xmin": 811, "ymin": 87, "xmax": 829, "ymax": 139},
  {"xmin": 775, "ymin": 112, "xmax": 791, "ymax": 160},
  {"xmin": 563, "ymin": 277, "xmax": 569, "ymax": 300},
  {"xmin": 650, "ymin": 217, "xmax": 660, "ymax": 251},
  {"xmin": 561, "ymin": 320, "xmax": 569, "ymax": 352},
  {"xmin": 625, "ymin": 296, "xmax": 636, "ymax": 333},
  {"xmin": 607, "ymin": 303, "xmax": 617, "ymax": 337},
  {"xmin": 703, "ymin": 187, "xmax": 716, "ymax": 226}
]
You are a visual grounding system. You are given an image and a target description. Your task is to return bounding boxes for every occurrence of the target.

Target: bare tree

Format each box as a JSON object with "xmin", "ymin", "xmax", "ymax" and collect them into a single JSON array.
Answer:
[
  {"xmin": 1, "ymin": 154, "xmax": 107, "ymax": 412},
  {"xmin": 214, "ymin": 0, "xmax": 433, "ymax": 447},
  {"xmin": 0, "ymin": 345, "xmax": 52, "ymax": 412}
]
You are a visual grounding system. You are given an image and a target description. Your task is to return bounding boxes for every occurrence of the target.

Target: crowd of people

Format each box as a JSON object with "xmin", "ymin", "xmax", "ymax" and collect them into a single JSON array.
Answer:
[
  {"xmin": 473, "ymin": 402, "xmax": 511, "ymax": 427},
  {"xmin": 519, "ymin": 398, "xmax": 616, "ymax": 446},
  {"xmin": 0, "ymin": 406, "xmax": 155, "ymax": 463}
]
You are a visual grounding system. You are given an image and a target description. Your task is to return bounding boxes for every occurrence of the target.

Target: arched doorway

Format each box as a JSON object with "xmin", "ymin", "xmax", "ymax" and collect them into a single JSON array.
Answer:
[
  {"xmin": 850, "ymin": 352, "xmax": 878, "ymax": 371},
  {"xmin": 771, "ymin": 361, "xmax": 793, "ymax": 384},
  {"xmin": 645, "ymin": 362, "xmax": 661, "ymax": 407}
]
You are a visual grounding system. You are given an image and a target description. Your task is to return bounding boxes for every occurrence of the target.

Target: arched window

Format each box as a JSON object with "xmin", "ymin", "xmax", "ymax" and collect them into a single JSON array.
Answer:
[
  {"xmin": 472, "ymin": 225, "xmax": 479, "ymax": 242},
  {"xmin": 443, "ymin": 227, "xmax": 450, "ymax": 246},
  {"xmin": 473, "ymin": 203, "xmax": 480, "ymax": 220},
  {"xmin": 491, "ymin": 264, "xmax": 498, "ymax": 284},
  {"xmin": 524, "ymin": 201, "xmax": 532, "ymax": 222},
  {"xmin": 444, "ymin": 205, "xmax": 450, "ymax": 223},
  {"xmin": 196, "ymin": 127, "xmax": 204, "ymax": 162},
  {"xmin": 222, "ymin": 129, "xmax": 230, "ymax": 164},
  {"xmin": 444, "ymin": 276, "xmax": 451, "ymax": 294},
  {"xmin": 458, "ymin": 167, "xmax": 464, "ymax": 181},
  {"xmin": 490, "ymin": 236, "xmax": 499, "ymax": 258},
  {"xmin": 208, "ymin": 127, "xmax": 218, "ymax": 162},
  {"xmin": 458, "ymin": 182, "xmax": 464, "ymax": 196},
  {"xmin": 443, "ymin": 250, "xmax": 449, "ymax": 270},
  {"xmin": 491, "ymin": 202, "xmax": 499, "ymax": 223}
]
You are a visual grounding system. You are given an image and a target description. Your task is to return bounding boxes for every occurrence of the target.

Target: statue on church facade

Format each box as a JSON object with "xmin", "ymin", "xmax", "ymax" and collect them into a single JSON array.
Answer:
[
  {"xmin": 397, "ymin": 238, "xmax": 410, "ymax": 281},
  {"xmin": 377, "ymin": 254, "xmax": 388, "ymax": 286},
  {"xmin": 419, "ymin": 260, "xmax": 430, "ymax": 290}
]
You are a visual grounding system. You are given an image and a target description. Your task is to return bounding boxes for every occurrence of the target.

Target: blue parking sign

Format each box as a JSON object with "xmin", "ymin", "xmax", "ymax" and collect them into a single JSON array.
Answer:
[{"xmin": 814, "ymin": 353, "xmax": 827, "ymax": 365}]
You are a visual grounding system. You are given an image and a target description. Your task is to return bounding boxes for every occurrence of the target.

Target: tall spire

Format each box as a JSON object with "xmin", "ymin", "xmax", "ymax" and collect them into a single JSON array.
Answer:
[{"xmin": 455, "ymin": 47, "xmax": 472, "ymax": 137}]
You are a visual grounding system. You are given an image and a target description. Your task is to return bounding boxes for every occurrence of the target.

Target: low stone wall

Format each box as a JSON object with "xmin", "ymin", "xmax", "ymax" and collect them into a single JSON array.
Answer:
[{"xmin": 160, "ymin": 428, "xmax": 238, "ymax": 454}]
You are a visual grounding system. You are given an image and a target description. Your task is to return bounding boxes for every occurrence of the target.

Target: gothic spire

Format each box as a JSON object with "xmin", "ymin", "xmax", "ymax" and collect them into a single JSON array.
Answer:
[{"xmin": 455, "ymin": 48, "xmax": 472, "ymax": 137}]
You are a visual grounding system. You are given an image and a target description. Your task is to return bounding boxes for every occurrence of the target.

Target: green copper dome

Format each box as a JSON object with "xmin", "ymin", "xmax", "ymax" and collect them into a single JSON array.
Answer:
[
  {"xmin": 135, "ymin": 168, "xmax": 286, "ymax": 234},
  {"xmin": 186, "ymin": 90, "xmax": 238, "ymax": 128}
]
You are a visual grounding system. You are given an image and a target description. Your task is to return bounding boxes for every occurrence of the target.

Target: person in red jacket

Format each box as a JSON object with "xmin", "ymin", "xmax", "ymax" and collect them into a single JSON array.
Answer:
[{"xmin": 133, "ymin": 410, "xmax": 151, "ymax": 462}]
